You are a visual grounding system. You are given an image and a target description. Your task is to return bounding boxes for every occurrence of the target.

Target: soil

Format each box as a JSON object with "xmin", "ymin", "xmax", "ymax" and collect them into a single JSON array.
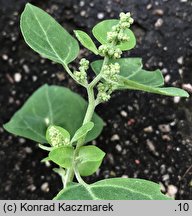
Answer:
[{"xmin": 0, "ymin": 0, "xmax": 192, "ymax": 200}]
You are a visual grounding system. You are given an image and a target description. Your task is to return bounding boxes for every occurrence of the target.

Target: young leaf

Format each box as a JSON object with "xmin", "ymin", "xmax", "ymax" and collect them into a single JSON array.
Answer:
[
  {"xmin": 74, "ymin": 30, "xmax": 98, "ymax": 55},
  {"xmin": 49, "ymin": 146, "xmax": 74, "ymax": 168},
  {"xmin": 3, "ymin": 85, "xmax": 104, "ymax": 144},
  {"xmin": 54, "ymin": 178, "xmax": 172, "ymax": 200},
  {"xmin": 92, "ymin": 19, "xmax": 136, "ymax": 51},
  {"xmin": 91, "ymin": 58, "xmax": 143, "ymax": 77},
  {"xmin": 119, "ymin": 76, "xmax": 189, "ymax": 97},
  {"xmin": 20, "ymin": 3, "xmax": 79, "ymax": 65},
  {"xmin": 71, "ymin": 122, "xmax": 94, "ymax": 143},
  {"xmin": 46, "ymin": 125, "xmax": 70, "ymax": 147},
  {"xmin": 77, "ymin": 145, "xmax": 105, "ymax": 176}
]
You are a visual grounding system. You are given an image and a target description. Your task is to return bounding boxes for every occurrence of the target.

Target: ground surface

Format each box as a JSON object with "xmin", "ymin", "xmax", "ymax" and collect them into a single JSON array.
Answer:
[{"xmin": 0, "ymin": 0, "xmax": 191, "ymax": 199}]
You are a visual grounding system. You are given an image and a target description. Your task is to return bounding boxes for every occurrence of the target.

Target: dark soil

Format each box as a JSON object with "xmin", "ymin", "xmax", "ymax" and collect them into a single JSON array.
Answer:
[{"xmin": 0, "ymin": 0, "xmax": 192, "ymax": 200}]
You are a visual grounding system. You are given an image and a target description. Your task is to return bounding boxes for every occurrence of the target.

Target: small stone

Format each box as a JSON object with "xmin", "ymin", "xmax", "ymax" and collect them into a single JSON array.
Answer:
[
  {"xmin": 182, "ymin": 83, "xmax": 192, "ymax": 93},
  {"xmin": 23, "ymin": 64, "xmax": 30, "ymax": 73},
  {"xmin": 2, "ymin": 54, "xmax": 8, "ymax": 60},
  {"xmin": 158, "ymin": 124, "xmax": 171, "ymax": 133},
  {"xmin": 162, "ymin": 134, "xmax": 171, "ymax": 141},
  {"xmin": 122, "ymin": 175, "xmax": 128, "ymax": 178},
  {"xmin": 162, "ymin": 174, "xmax": 170, "ymax": 181},
  {"xmin": 24, "ymin": 147, "xmax": 32, "ymax": 154},
  {"xmin": 167, "ymin": 185, "xmax": 178, "ymax": 198},
  {"xmin": 27, "ymin": 184, "xmax": 36, "ymax": 192},
  {"xmin": 41, "ymin": 182, "xmax": 49, "ymax": 192},
  {"xmin": 146, "ymin": 4, "xmax": 152, "ymax": 10},
  {"xmin": 143, "ymin": 126, "xmax": 153, "ymax": 133},
  {"xmin": 32, "ymin": 76, "xmax": 37, "ymax": 82},
  {"xmin": 115, "ymin": 144, "xmax": 122, "ymax": 152},
  {"xmin": 80, "ymin": 10, "xmax": 86, "ymax": 16},
  {"xmin": 120, "ymin": 110, "xmax": 127, "ymax": 117},
  {"xmin": 79, "ymin": 1, "xmax": 85, "ymax": 7},
  {"xmin": 173, "ymin": 96, "xmax": 181, "ymax": 104},
  {"xmin": 97, "ymin": 12, "xmax": 104, "ymax": 19},
  {"xmin": 146, "ymin": 139, "xmax": 156, "ymax": 152},
  {"xmin": 14, "ymin": 73, "xmax": 22, "ymax": 82},
  {"xmin": 111, "ymin": 134, "xmax": 120, "ymax": 141},
  {"xmin": 155, "ymin": 18, "xmax": 163, "ymax": 28},
  {"xmin": 177, "ymin": 56, "xmax": 184, "ymax": 65},
  {"xmin": 153, "ymin": 9, "xmax": 164, "ymax": 16},
  {"xmin": 165, "ymin": 75, "xmax": 171, "ymax": 83}
]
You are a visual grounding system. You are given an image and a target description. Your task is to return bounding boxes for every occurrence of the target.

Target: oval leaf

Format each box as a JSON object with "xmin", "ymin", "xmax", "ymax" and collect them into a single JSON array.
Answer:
[
  {"xmin": 91, "ymin": 58, "xmax": 143, "ymax": 77},
  {"xmin": 54, "ymin": 178, "xmax": 172, "ymax": 200},
  {"xmin": 21, "ymin": 3, "xmax": 79, "ymax": 65},
  {"xmin": 49, "ymin": 146, "xmax": 74, "ymax": 168},
  {"xmin": 77, "ymin": 145, "xmax": 105, "ymax": 176},
  {"xmin": 3, "ymin": 85, "xmax": 104, "ymax": 143},
  {"xmin": 92, "ymin": 19, "xmax": 136, "ymax": 51},
  {"xmin": 71, "ymin": 122, "xmax": 94, "ymax": 143},
  {"xmin": 46, "ymin": 125, "xmax": 70, "ymax": 147},
  {"xmin": 74, "ymin": 30, "xmax": 98, "ymax": 55},
  {"xmin": 119, "ymin": 76, "xmax": 189, "ymax": 97}
]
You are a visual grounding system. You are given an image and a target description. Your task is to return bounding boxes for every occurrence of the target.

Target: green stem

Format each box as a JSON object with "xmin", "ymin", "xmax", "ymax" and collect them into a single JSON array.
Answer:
[{"xmin": 64, "ymin": 57, "xmax": 109, "ymax": 187}]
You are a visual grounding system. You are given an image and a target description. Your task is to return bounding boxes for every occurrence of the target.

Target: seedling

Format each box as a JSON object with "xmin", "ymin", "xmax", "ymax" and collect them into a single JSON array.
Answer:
[{"xmin": 4, "ymin": 3, "xmax": 189, "ymax": 200}]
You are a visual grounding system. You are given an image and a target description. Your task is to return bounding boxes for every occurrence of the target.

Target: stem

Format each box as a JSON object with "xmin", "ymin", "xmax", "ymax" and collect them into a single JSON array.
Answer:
[
  {"xmin": 63, "ymin": 64, "xmax": 87, "ymax": 88},
  {"xmin": 64, "ymin": 56, "xmax": 109, "ymax": 187}
]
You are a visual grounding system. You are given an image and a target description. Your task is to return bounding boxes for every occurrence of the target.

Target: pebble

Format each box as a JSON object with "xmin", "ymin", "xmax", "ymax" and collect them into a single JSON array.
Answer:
[
  {"xmin": 23, "ymin": 64, "xmax": 30, "ymax": 73},
  {"xmin": 24, "ymin": 147, "xmax": 32, "ymax": 154},
  {"xmin": 79, "ymin": 1, "xmax": 85, "ymax": 7},
  {"xmin": 158, "ymin": 124, "xmax": 171, "ymax": 133},
  {"xmin": 173, "ymin": 96, "xmax": 181, "ymax": 104},
  {"xmin": 155, "ymin": 18, "xmax": 163, "ymax": 28},
  {"xmin": 162, "ymin": 174, "xmax": 170, "ymax": 181},
  {"xmin": 27, "ymin": 184, "xmax": 36, "ymax": 192},
  {"xmin": 2, "ymin": 54, "xmax": 8, "ymax": 60},
  {"xmin": 115, "ymin": 144, "xmax": 122, "ymax": 152},
  {"xmin": 182, "ymin": 83, "xmax": 192, "ymax": 93},
  {"xmin": 177, "ymin": 56, "xmax": 184, "ymax": 65},
  {"xmin": 14, "ymin": 73, "xmax": 22, "ymax": 82},
  {"xmin": 32, "ymin": 76, "xmax": 37, "ymax": 82},
  {"xmin": 153, "ymin": 9, "xmax": 164, "ymax": 16},
  {"xmin": 162, "ymin": 134, "xmax": 171, "ymax": 141},
  {"xmin": 167, "ymin": 185, "xmax": 178, "ymax": 198},
  {"xmin": 165, "ymin": 75, "xmax": 171, "ymax": 83},
  {"xmin": 111, "ymin": 134, "xmax": 120, "ymax": 141},
  {"xmin": 146, "ymin": 139, "xmax": 156, "ymax": 152},
  {"xmin": 41, "ymin": 182, "xmax": 49, "ymax": 192},
  {"xmin": 97, "ymin": 12, "xmax": 104, "ymax": 19},
  {"xmin": 143, "ymin": 126, "xmax": 153, "ymax": 133},
  {"xmin": 80, "ymin": 10, "xmax": 86, "ymax": 17},
  {"xmin": 146, "ymin": 4, "xmax": 152, "ymax": 10},
  {"xmin": 120, "ymin": 110, "xmax": 128, "ymax": 117}
]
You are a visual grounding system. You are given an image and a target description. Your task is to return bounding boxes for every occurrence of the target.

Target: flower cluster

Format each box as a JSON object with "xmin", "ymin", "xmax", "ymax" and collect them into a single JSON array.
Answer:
[
  {"xmin": 97, "ymin": 82, "xmax": 115, "ymax": 102},
  {"xmin": 98, "ymin": 12, "xmax": 134, "ymax": 59},
  {"xmin": 47, "ymin": 126, "xmax": 70, "ymax": 147},
  {"xmin": 102, "ymin": 63, "xmax": 120, "ymax": 82},
  {"xmin": 74, "ymin": 58, "xmax": 89, "ymax": 84}
]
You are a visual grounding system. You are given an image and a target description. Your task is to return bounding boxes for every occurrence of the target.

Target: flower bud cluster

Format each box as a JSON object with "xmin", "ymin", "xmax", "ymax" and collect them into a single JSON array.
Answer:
[
  {"xmin": 98, "ymin": 12, "xmax": 134, "ymax": 59},
  {"xmin": 102, "ymin": 63, "xmax": 120, "ymax": 82},
  {"xmin": 74, "ymin": 58, "xmax": 89, "ymax": 84},
  {"xmin": 48, "ymin": 126, "xmax": 70, "ymax": 147},
  {"xmin": 97, "ymin": 82, "xmax": 114, "ymax": 102},
  {"xmin": 99, "ymin": 45, "xmax": 122, "ymax": 59}
]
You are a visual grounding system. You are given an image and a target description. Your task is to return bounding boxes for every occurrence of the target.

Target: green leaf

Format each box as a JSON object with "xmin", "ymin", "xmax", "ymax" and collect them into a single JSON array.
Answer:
[
  {"xmin": 46, "ymin": 125, "xmax": 70, "ymax": 146},
  {"xmin": 20, "ymin": 3, "xmax": 79, "ymax": 65},
  {"xmin": 119, "ymin": 76, "xmax": 189, "ymax": 97},
  {"xmin": 74, "ymin": 30, "xmax": 98, "ymax": 55},
  {"xmin": 71, "ymin": 122, "xmax": 94, "ymax": 143},
  {"xmin": 128, "ymin": 69, "xmax": 164, "ymax": 87},
  {"xmin": 91, "ymin": 58, "xmax": 143, "ymax": 77},
  {"xmin": 49, "ymin": 146, "xmax": 74, "ymax": 168},
  {"xmin": 92, "ymin": 19, "xmax": 136, "ymax": 51},
  {"xmin": 4, "ymin": 85, "xmax": 104, "ymax": 143},
  {"xmin": 54, "ymin": 178, "xmax": 172, "ymax": 200},
  {"xmin": 77, "ymin": 145, "xmax": 105, "ymax": 176}
]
